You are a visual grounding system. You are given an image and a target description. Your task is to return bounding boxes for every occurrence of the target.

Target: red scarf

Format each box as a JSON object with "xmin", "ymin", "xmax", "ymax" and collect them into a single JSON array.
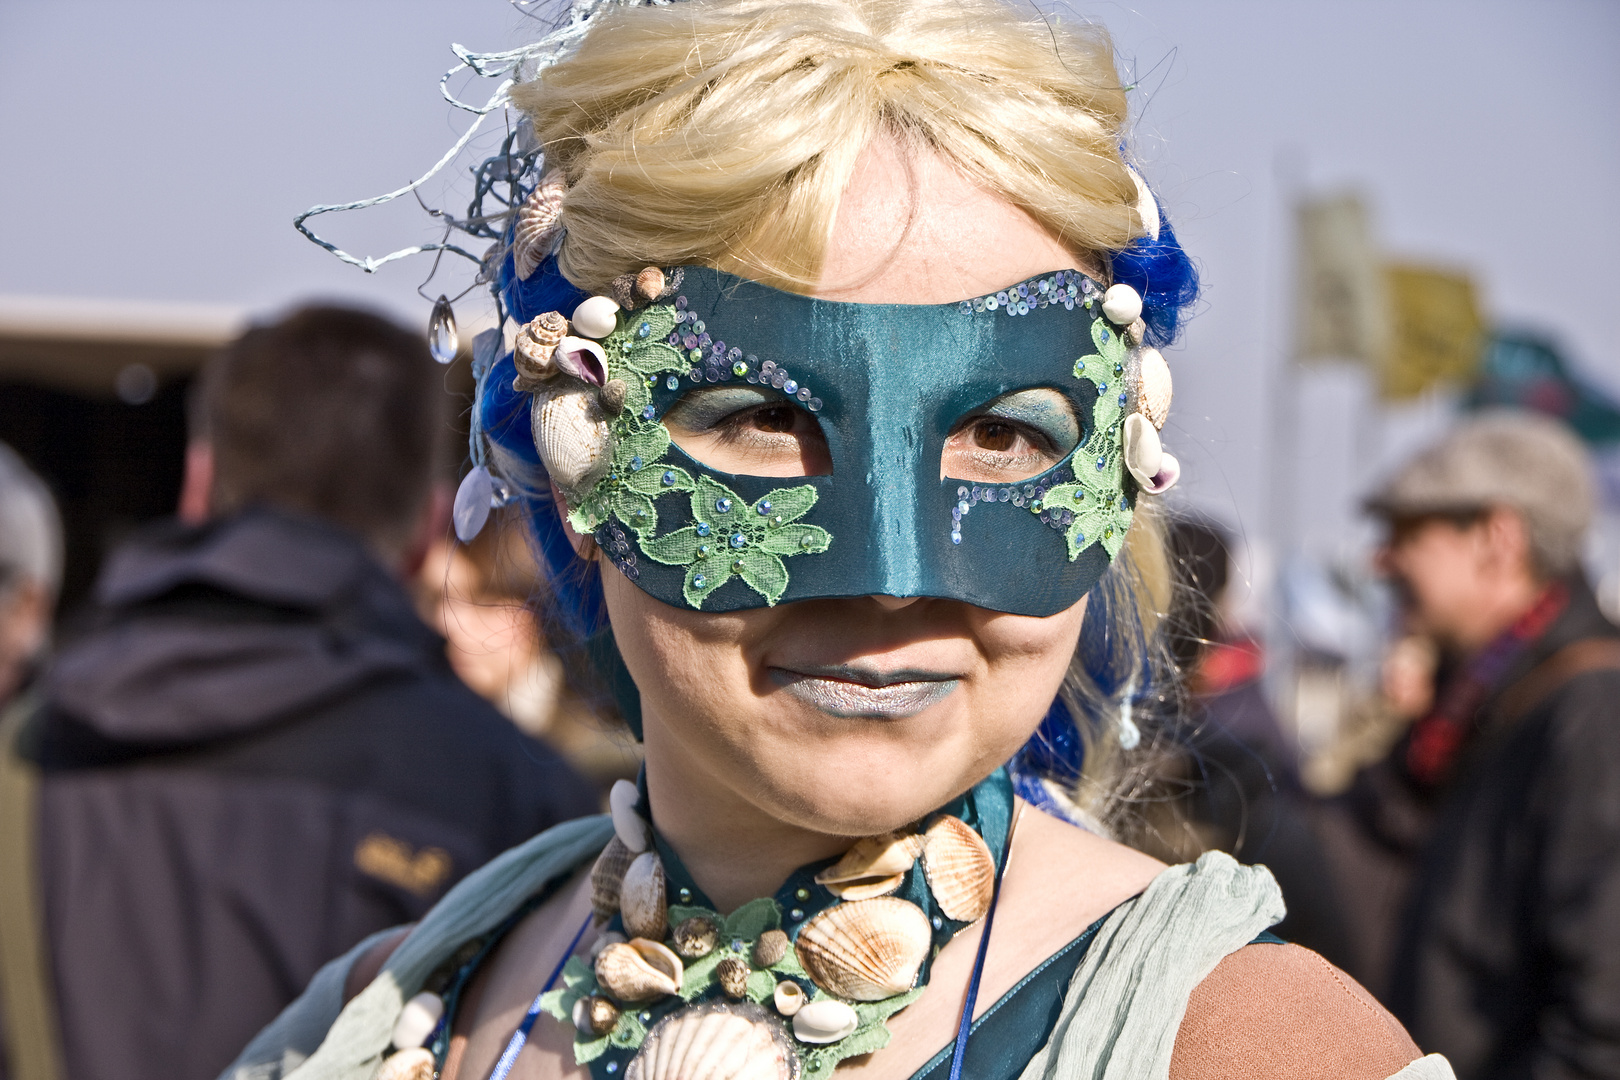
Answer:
[{"xmin": 1405, "ymin": 583, "xmax": 1568, "ymax": 787}]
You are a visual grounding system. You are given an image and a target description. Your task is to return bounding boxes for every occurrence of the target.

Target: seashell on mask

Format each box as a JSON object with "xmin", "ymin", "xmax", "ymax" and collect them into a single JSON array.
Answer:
[
  {"xmin": 512, "ymin": 172, "xmax": 566, "ymax": 281},
  {"xmin": 794, "ymin": 896, "xmax": 931, "ymax": 1001},
  {"xmin": 1123, "ymin": 413, "xmax": 1164, "ymax": 489},
  {"xmin": 553, "ymin": 336, "xmax": 607, "ymax": 387},
  {"xmin": 1135, "ymin": 348, "xmax": 1172, "ymax": 430},
  {"xmin": 591, "ymin": 836, "xmax": 636, "ymax": 923},
  {"xmin": 626, "ymin": 1002, "xmax": 797, "ymax": 1080},
  {"xmin": 531, "ymin": 381, "xmax": 613, "ymax": 499},
  {"xmin": 814, "ymin": 832, "xmax": 925, "ymax": 901},
  {"xmin": 513, "ymin": 311, "xmax": 567, "ymax": 390},
  {"xmin": 921, "ymin": 816, "xmax": 995, "ymax": 923},
  {"xmin": 620, "ymin": 851, "xmax": 668, "ymax": 941},
  {"xmin": 595, "ymin": 939, "xmax": 684, "ymax": 1003}
]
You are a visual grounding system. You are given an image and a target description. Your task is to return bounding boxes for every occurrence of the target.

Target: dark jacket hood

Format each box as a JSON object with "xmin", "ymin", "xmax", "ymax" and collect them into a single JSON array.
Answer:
[{"xmin": 47, "ymin": 508, "xmax": 445, "ymax": 744}]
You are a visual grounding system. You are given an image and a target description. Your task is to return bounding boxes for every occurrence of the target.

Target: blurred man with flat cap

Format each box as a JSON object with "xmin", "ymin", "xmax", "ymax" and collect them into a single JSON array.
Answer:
[{"xmin": 1346, "ymin": 410, "xmax": 1620, "ymax": 1078}]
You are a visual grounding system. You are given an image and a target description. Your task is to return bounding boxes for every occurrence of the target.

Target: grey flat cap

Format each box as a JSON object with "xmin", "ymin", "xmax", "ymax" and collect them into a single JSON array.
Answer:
[{"xmin": 1365, "ymin": 409, "xmax": 1593, "ymax": 574}]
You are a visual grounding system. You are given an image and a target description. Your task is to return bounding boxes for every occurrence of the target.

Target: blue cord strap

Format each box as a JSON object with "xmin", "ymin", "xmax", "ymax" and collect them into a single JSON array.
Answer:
[
  {"xmin": 488, "ymin": 910, "xmax": 597, "ymax": 1080},
  {"xmin": 946, "ymin": 804, "xmax": 1020, "ymax": 1080}
]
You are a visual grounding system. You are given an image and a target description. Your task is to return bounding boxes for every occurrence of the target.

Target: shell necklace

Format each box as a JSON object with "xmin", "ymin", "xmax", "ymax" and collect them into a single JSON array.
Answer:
[{"xmin": 535, "ymin": 768, "xmax": 1016, "ymax": 1080}]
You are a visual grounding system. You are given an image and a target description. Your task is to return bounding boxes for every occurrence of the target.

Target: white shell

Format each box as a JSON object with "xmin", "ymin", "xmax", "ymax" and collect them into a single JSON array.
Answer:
[
  {"xmin": 531, "ymin": 382, "xmax": 612, "ymax": 497},
  {"xmin": 773, "ymin": 980, "xmax": 806, "ymax": 1017},
  {"xmin": 513, "ymin": 173, "xmax": 566, "ymax": 281},
  {"xmin": 610, "ymin": 779, "xmax": 651, "ymax": 853},
  {"xmin": 791, "ymin": 999, "xmax": 860, "ymax": 1044},
  {"xmin": 390, "ymin": 991, "xmax": 444, "ymax": 1050},
  {"xmin": 620, "ymin": 852, "xmax": 668, "ymax": 941},
  {"xmin": 375, "ymin": 1048, "xmax": 435, "ymax": 1080},
  {"xmin": 1123, "ymin": 413, "xmax": 1163, "ymax": 487},
  {"xmin": 628, "ymin": 1003, "xmax": 796, "ymax": 1080},
  {"xmin": 1140, "ymin": 451, "xmax": 1181, "ymax": 495},
  {"xmin": 1137, "ymin": 348, "xmax": 1172, "ymax": 430},
  {"xmin": 1127, "ymin": 167, "xmax": 1161, "ymax": 241},
  {"xmin": 1101, "ymin": 283, "xmax": 1143, "ymax": 326},
  {"xmin": 571, "ymin": 295, "xmax": 621, "ymax": 340}
]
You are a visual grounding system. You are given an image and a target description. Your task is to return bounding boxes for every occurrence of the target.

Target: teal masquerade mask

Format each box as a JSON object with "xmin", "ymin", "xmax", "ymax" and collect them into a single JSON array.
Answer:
[{"xmin": 513, "ymin": 265, "xmax": 1178, "ymax": 619}]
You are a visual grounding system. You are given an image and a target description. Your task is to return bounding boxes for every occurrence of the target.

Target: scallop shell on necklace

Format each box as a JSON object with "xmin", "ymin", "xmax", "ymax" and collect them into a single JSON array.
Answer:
[
  {"xmin": 814, "ymin": 831, "xmax": 925, "ymax": 901},
  {"xmin": 512, "ymin": 172, "xmax": 566, "ymax": 281},
  {"xmin": 794, "ymin": 896, "xmax": 931, "ymax": 1001},
  {"xmin": 595, "ymin": 938, "xmax": 684, "ymax": 1003},
  {"xmin": 530, "ymin": 381, "xmax": 612, "ymax": 498},
  {"xmin": 921, "ymin": 815, "xmax": 995, "ymax": 923},
  {"xmin": 626, "ymin": 1002, "xmax": 797, "ymax": 1080}
]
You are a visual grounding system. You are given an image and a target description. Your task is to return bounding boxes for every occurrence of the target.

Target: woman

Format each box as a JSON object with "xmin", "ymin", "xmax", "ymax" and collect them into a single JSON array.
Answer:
[{"xmin": 228, "ymin": 1, "xmax": 1450, "ymax": 1077}]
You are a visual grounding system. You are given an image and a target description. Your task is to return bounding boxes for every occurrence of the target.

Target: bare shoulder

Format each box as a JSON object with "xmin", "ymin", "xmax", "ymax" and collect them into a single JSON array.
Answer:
[{"xmin": 1171, "ymin": 943, "xmax": 1420, "ymax": 1080}]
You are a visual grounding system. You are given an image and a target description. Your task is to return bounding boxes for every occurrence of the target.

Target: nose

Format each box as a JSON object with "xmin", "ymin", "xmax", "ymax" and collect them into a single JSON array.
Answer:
[{"xmin": 870, "ymin": 594, "xmax": 924, "ymax": 611}]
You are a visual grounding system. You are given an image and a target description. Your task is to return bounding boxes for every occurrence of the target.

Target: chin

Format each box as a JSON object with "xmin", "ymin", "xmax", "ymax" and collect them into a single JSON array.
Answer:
[{"xmin": 756, "ymin": 742, "xmax": 996, "ymax": 839}]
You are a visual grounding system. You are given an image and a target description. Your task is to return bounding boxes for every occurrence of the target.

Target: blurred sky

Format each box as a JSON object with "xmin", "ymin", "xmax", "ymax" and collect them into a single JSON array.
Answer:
[{"xmin": 1, "ymin": 0, "xmax": 1616, "ymax": 562}]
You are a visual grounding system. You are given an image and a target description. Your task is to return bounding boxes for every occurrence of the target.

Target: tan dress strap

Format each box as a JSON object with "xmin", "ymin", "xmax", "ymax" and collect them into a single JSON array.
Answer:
[{"xmin": 0, "ymin": 690, "xmax": 65, "ymax": 1080}]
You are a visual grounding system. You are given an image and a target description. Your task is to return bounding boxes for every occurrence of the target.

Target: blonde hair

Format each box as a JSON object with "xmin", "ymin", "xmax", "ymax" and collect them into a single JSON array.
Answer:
[{"xmin": 513, "ymin": 0, "xmax": 1145, "ymax": 293}]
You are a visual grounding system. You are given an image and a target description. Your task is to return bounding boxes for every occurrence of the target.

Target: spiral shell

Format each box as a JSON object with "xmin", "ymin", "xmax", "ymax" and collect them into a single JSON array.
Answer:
[
  {"xmin": 794, "ymin": 897, "xmax": 930, "ymax": 1001},
  {"xmin": 922, "ymin": 816, "xmax": 995, "ymax": 923},
  {"xmin": 595, "ymin": 939, "xmax": 684, "ymax": 1003},
  {"xmin": 620, "ymin": 851, "xmax": 668, "ymax": 941},
  {"xmin": 753, "ymin": 929, "xmax": 790, "ymax": 968},
  {"xmin": 673, "ymin": 915, "xmax": 720, "ymax": 960},
  {"xmin": 627, "ymin": 1003, "xmax": 797, "ymax": 1080},
  {"xmin": 591, "ymin": 837, "xmax": 635, "ymax": 923},
  {"xmin": 513, "ymin": 311, "xmax": 567, "ymax": 390},
  {"xmin": 791, "ymin": 999, "xmax": 860, "ymax": 1044},
  {"xmin": 531, "ymin": 381, "xmax": 612, "ymax": 498},
  {"xmin": 512, "ymin": 173, "xmax": 566, "ymax": 281},
  {"xmin": 814, "ymin": 832, "xmax": 924, "ymax": 901},
  {"xmin": 376, "ymin": 1048, "xmax": 435, "ymax": 1080},
  {"xmin": 1135, "ymin": 348, "xmax": 1172, "ymax": 430}
]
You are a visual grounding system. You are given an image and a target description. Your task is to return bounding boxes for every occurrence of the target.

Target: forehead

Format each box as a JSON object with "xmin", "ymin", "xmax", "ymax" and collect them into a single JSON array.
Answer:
[{"xmin": 816, "ymin": 136, "xmax": 1091, "ymax": 306}]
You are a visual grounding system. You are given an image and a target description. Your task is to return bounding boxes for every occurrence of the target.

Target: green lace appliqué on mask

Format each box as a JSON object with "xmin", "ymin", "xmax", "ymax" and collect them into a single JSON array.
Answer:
[
  {"xmin": 539, "ymin": 898, "xmax": 921, "ymax": 1080},
  {"xmin": 563, "ymin": 302, "xmax": 833, "ymax": 606},
  {"xmin": 642, "ymin": 476, "xmax": 831, "ymax": 608},
  {"xmin": 1036, "ymin": 317, "xmax": 1134, "ymax": 561},
  {"xmin": 565, "ymin": 304, "xmax": 696, "ymax": 538}
]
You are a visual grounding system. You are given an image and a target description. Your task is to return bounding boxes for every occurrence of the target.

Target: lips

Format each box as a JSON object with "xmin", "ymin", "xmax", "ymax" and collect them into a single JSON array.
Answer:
[{"xmin": 768, "ymin": 664, "xmax": 961, "ymax": 719}]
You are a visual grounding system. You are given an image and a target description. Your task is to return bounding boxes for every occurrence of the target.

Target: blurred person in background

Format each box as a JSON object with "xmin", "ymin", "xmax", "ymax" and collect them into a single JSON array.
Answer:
[
  {"xmin": 0, "ymin": 444, "xmax": 60, "ymax": 711},
  {"xmin": 1135, "ymin": 517, "xmax": 1354, "ymax": 970},
  {"xmin": 1337, "ymin": 410, "xmax": 1620, "ymax": 1078},
  {"xmin": 415, "ymin": 523, "xmax": 640, "ymax": 789},
  {"xmin": 0, "ymin": 306, "xmax": 596, "ymax": 1080}
]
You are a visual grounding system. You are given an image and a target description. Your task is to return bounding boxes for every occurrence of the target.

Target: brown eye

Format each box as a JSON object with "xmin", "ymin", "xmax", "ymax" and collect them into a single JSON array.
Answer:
[
  {"xmin": 753, "ymin": 405, "xmax": 797, "ymax": 434},
  {"xmin": 972, "ymin": 420, "xmax": 1017, "ymax": 452}
]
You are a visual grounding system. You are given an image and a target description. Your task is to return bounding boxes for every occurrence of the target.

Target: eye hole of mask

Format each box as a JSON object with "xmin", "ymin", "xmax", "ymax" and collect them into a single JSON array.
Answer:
[
  {"xmin": 663, "ymin": 386, "xmax": 833, "ymax": 478},
  {"xmin": 941, "ymin": 388, "xmax": 1080, "ymax": 483}
]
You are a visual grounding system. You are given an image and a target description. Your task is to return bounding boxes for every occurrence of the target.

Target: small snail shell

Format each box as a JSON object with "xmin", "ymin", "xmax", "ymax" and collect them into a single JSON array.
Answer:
[{"xmin": 635, "ymin": 267, "xmax": 667, "ymax": 303}]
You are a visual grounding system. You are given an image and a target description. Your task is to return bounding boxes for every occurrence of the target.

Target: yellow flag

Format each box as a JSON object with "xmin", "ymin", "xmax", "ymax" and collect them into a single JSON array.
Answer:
[{"xmin": 1380, "ymin": 264, "xmax": 1484, "ymax": 400}]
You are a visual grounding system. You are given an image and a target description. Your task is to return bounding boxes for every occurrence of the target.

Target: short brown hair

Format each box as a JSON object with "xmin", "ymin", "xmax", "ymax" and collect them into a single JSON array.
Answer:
[{"xmin": 193, "ymin": 305, "xmax": 444, "ymax": 560}]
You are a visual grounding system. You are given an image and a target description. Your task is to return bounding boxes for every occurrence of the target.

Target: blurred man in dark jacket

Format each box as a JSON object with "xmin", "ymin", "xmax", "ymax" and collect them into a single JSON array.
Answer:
[
  {"xmin": 0, "ymin": 307, "xmax": 597, "ymax": 1080},
  {"xmin": 1344, "ymin": 411, "xmax": 1620, "ymax": 1079}
]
